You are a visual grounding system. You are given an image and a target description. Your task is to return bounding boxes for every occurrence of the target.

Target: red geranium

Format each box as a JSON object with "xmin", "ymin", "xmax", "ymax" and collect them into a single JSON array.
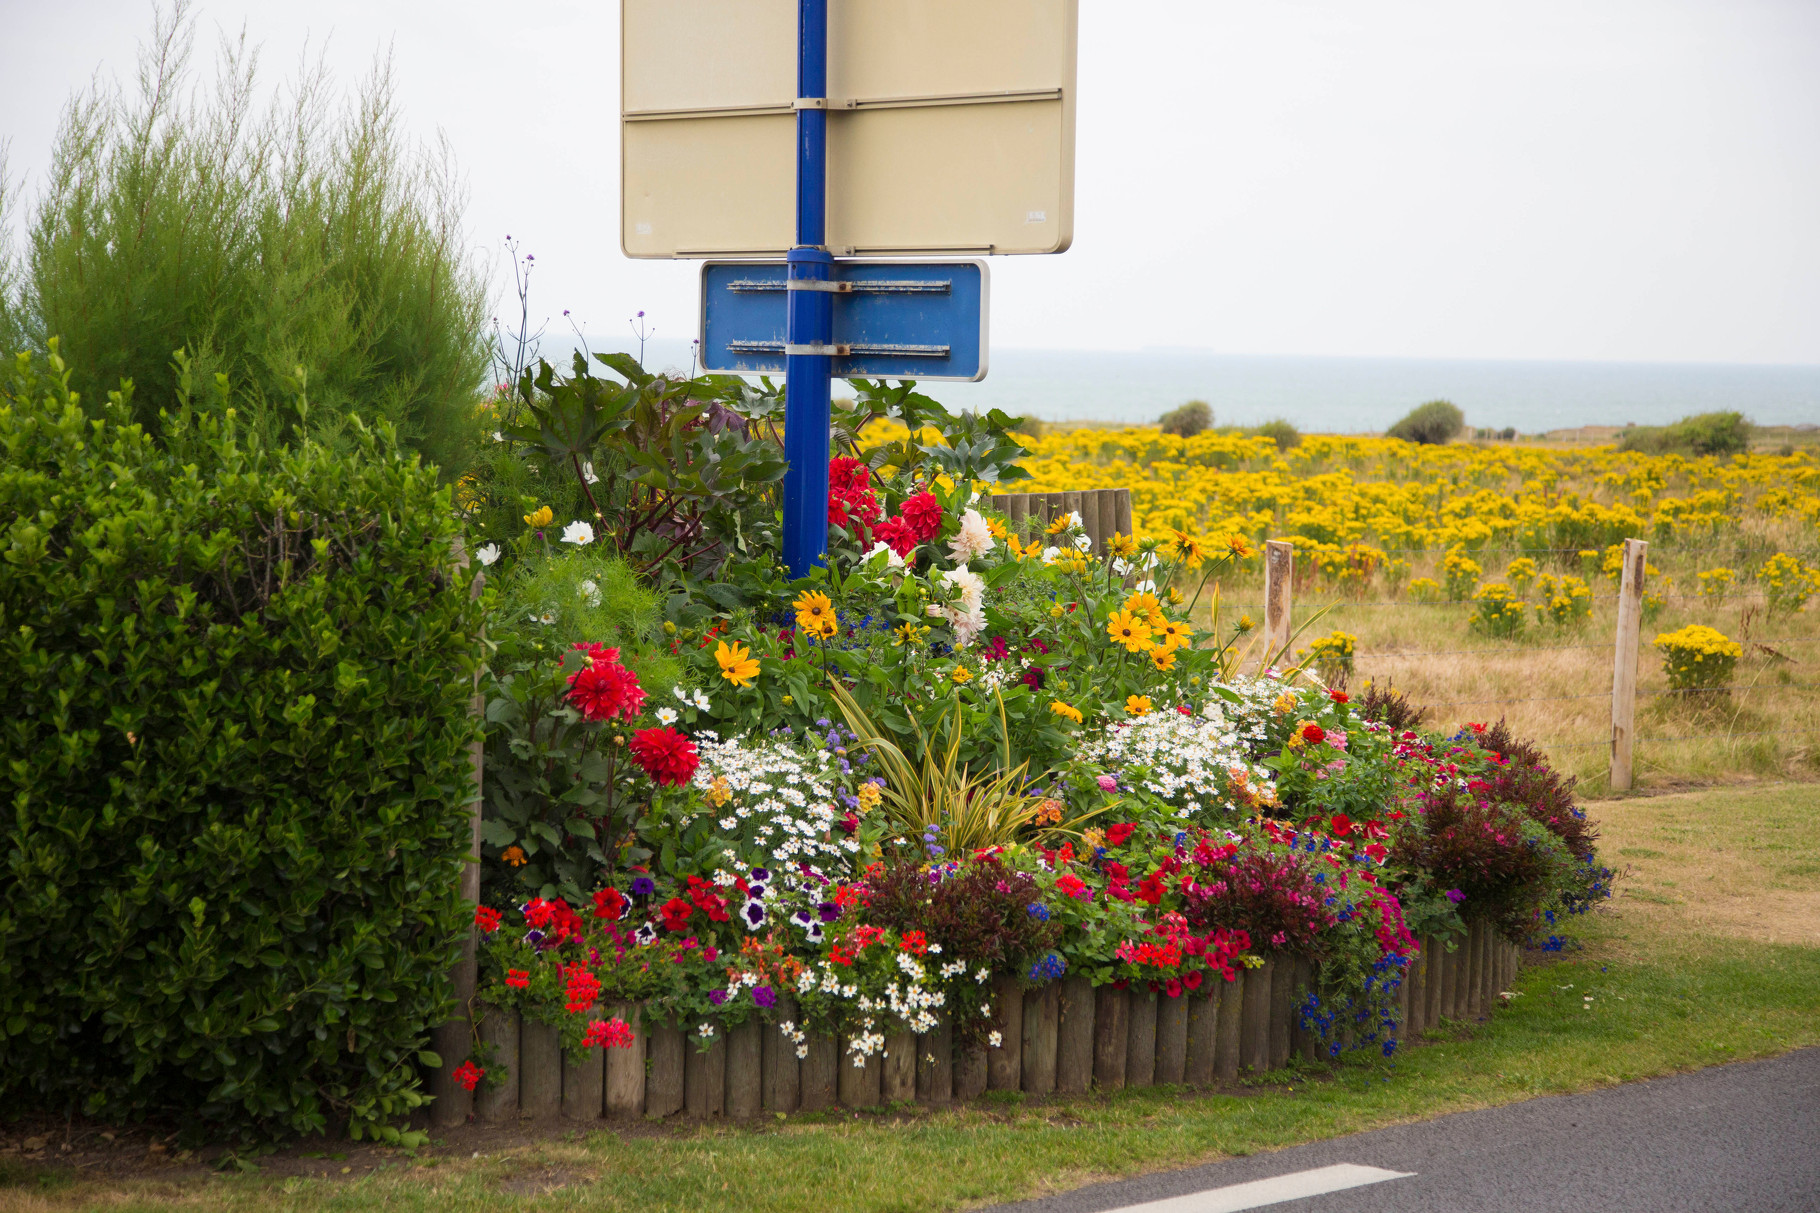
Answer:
[
  {"xmin": 567, "ymin": 644, "xmax": 647, "ymax": 722},
  {"xmin": 452, "ymin": 1060, "xmax": 485, "ymax": 1091},
  {"xmin": 584, "ymin": 1018, "xmax": 636, "ymax": 1048},
  {"xmin": 1105, "ymin": 823, "xmax": 1136, "ymax": 846},
  {"xmin": 632, "ymin": 727, "xmax": 700, "ymax": 786},
  {"xmin": 899, "ymin": 492, "xmax": 943, "ymax": 540},
  {"xmin": 474, "ymin": 905, "xmax": 503, "ymax": 932},
  {"xmin": 505, "ymin": 969, "xmax": 530, "ymax": 989},
  {"xmin": 1054, "ymin": 873, "xmax": 1089, "ymax": 900}
]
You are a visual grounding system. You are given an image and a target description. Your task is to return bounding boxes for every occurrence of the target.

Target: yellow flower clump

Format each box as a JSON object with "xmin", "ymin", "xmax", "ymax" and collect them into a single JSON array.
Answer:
[{"xmin": 1654, "ymin": 624, "xmax": 1743, "ymax": 692}]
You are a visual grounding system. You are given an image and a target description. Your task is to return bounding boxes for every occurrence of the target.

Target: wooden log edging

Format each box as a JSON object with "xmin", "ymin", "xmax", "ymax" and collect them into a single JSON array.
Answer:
[{"xmin": 460, "ymin": 935, "xmax": 1526, "ymax": 1124}]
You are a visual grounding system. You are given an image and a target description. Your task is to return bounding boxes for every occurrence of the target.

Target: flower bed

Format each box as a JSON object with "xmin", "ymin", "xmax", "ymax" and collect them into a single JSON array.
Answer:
[{"xmin": 446, "ymin": 367, "xmax": 1615, "ymax": 1122}]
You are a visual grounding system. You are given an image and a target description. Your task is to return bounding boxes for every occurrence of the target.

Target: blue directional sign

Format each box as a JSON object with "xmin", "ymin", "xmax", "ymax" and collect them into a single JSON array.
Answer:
[{"xmin": 700, "ymin": 259, "xmax": 988, "ymax": 382}]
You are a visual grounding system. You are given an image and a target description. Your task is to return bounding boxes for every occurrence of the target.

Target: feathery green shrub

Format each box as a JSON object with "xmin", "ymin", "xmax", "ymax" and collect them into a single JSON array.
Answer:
[{"xmin": 0, "ymin": 7, "xmax": 488, "ymax": 473}]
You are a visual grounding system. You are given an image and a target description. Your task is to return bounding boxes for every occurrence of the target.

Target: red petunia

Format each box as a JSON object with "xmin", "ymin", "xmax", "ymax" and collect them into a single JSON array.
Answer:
[
  {"xmin": 659, "ymin": 897, "xmax": 695, "ymax": 932},
  {"xmin": 1183, "ymin": 970, "xmax": 1204, "ymax": 991},
  {"xmin": 1105, "ymin": 823, "xmax": 1136, "ymax": 846},
  {"xmin": 567, "ymin": 645, "xmax": 647, "ymax": 722},
  {"xmin": 592, "ymin": 887, "xmax": 627, "ymax": 920},
  {"xmin": 474, "ymin": 905, "xmax": 503, "ymax": 932},
  {"xmin": 1364, "ymin": 842, "xmax": 1388, "ymax": 863},
  {"xmin": 1330, "ymin": 814, "xmax": 1353, "ymax": 837},
  {"xmin": 632, "ymin": 727, "xmax": 700, "ymax": 786},
  {"xmin": 1136, "ymin": 872, "xmax": 1166, "ymax": 905},
  {"xmin": 899, "ymin": 492, "xmax": 944, "ymax": 541},
  {"xmin": 1164, "ymin": 978, "xmax": 1183, "ymax": 999},
  {"xmin": 452, "ymin": 1060, "xmax": 485, "ymax": 1091}
]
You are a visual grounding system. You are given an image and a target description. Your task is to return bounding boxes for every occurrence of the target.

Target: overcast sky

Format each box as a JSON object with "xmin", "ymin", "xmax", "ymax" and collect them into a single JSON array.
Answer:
[{"xmin": 4, "ymin": 0, "xmax": 1818, "ymax": 365}]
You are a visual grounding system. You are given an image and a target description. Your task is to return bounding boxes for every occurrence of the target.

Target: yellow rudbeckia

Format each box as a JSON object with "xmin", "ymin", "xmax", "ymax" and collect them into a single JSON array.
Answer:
[{"xmin": 715, "ymin": 640, "xmax": 760, "ymax": 688}]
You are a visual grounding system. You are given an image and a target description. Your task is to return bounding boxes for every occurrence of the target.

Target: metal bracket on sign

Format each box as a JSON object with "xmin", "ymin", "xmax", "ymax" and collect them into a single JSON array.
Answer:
[
  {"xmin": 787, "ymin": 278, "xmax": 851, "ymax": 292},
  {"xmin": 784, "ymin": 342, "xmax": 850, "ymax": 356},
  {"xmin": 793, "ymin": 96, "xmax": 828, "ymax": 110}
]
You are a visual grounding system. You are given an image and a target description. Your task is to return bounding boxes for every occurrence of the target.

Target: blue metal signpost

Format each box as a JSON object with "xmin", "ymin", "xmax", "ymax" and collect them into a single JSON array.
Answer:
[{"xmin": 781, "ymin": 0, "xmax": 834, "ymax": 579}]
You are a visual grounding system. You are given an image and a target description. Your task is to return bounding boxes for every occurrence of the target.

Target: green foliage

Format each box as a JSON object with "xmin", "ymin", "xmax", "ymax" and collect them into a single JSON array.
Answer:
[
  {"xmin": 1386, "ymin": 399, "xmax": 1465, "ymax": 445},
  {"xmin": 464, "ymin": 354, "xmax": 789, "ymax": 583},
  {"xmin": 3, "ymin": 8, "xmax": 488, "ymax": 472},
  {"xmin": 1158, "ymin": 400, "xmax": 1212, "ymax": 437},
  {"xmin": 0, "ymin": 346, "xmax": 484, "ymax": 1141},
  {"xmin": 1617, "ymin": 411, "xmax": 1750, "ymax": 457}
]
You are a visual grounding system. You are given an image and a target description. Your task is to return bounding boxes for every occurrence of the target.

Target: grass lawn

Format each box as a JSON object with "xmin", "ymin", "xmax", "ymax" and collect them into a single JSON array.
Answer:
[{"xmin": 7, "ymin": 785, "xmax": 1817, "ymax": 1212}]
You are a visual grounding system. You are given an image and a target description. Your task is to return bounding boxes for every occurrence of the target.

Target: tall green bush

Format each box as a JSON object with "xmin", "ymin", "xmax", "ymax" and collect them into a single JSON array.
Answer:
[
  {"xmin": 1, "ymin": 7, "xmax": 488, "ymax": 473},
  {"xmin": 1616, "ymin": 411, "xmax": 1750, "ymax": 456},
  {"xmin": 0, "ymin": 347, "xmax": 484, "ymax": 1141},
  {"xmin": 1158, "ymin": 399, "xmax": 1212, "ymax": 437}
]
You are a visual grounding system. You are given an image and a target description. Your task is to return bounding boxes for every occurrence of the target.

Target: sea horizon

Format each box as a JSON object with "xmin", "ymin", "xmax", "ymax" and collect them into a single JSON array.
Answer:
[{"xmin": 534, "ymin": 336, "xmax": 1820, "ymax": 434}]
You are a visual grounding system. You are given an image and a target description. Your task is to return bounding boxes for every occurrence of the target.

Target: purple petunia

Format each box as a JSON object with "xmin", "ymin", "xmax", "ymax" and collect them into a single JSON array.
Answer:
[
  {"xmin": 1445, "ymin": 888, "xmax": 1466, "ymax": 904},
  {"xmin": 818, "ymin": 901, "xmax": 840, "ymax": 923},
  {"xmin": 753, "ymin": 985, "xmax": 776, "ymax": 1009},
  {"xmin": 630, "ymin": 877, "xmax": 657, "ymax": 897},
  {"xmin": 742, "ymin": 899, "xmax": 767, "ymax": 929}
]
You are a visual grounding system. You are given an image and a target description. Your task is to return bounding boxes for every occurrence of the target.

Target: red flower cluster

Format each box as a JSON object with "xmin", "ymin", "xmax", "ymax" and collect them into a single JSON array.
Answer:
[
  {"xmin": 592, "ymin": 887, "xmax": 627, "ymax": 920},
  {"xmin": 474, "ymin": 905, "xmax": 503, "ymax": 932},
  {"xmin": 583, "ymin": 1017, "xmax": 637, "ymax": 1049},
  {"xmin": 524, "ymin": 897, "xmax": 585, "ymax": 945},
  {"xmin": 505, "ymin": 969, "xmax": 530, "ymax": 989},
  {"xmin": 567, "ymin": 644, "xmax": 647, "ymax": 722},
  {"xmin": 899, "ymin": 929, "xmax": 929, "ymax": 955},
  {"xmin": 631, "ymin": 726, "xmax": 699, "ymax": 786},
  {"xmin": 562, "ymin": 962, "xmax": 602, "ymax": 1013},
  {"xmin": 1105, "ymin": 823, "xmax": 1136, "ymax": 847},
  {"xmin": 871, "ymin": 488, "xmax": 945, "ymax": 558},
  {"xmin": 828, "ymin": 457, "xmax": 884, "ymax": 535},
  {"xmin": 683, "ymin": 875, "xmax": 731, "ymax": 923},
  {"xmin": 452, "ymin": 1060, "xmax": 485, "ymax": 1091}
]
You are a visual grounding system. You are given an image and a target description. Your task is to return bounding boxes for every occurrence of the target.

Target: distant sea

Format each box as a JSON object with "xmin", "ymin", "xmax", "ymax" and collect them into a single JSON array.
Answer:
[{"xmin": 545, "ymin": 337, "xmax": 1820, "ymax": 433}]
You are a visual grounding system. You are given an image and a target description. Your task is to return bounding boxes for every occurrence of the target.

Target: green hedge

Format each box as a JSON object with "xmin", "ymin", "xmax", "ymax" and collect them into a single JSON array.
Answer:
[{"xmin": 0, "ymin": 349, "xmax": 484, "ymax": 1140}]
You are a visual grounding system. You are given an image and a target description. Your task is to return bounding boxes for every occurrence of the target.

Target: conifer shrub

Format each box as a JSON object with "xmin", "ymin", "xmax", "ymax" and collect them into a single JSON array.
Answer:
[{"xmin": 0, "ymin": 348, "xmax": 484, "ymax": 1141}]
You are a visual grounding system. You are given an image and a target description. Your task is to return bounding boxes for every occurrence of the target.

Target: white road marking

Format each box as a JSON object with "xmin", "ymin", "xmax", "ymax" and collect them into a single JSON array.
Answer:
[{"xmin": 1100, "ymin": 1163, "xmax": 1416, "ymax": 1213}]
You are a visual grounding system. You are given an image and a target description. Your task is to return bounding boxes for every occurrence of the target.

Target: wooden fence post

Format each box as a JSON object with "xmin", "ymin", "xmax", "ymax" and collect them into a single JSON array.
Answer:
[
  {"xmin": 1263, "ymin": 540, "xmax": 1294, "ymax": 669},
  {"xmin": 1610, "ymin": 537, "xmax": 1648, "ymax": 791},
  {"xmin": 429, "ymin": 543, "xmax": 486, "ymax": 1126},
  {"xmin": 987, "ymin": 977, "xmax": 1024, "ymax": 1091}
]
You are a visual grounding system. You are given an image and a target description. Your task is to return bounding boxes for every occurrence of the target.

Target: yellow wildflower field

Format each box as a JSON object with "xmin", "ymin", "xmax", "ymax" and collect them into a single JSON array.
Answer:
[{"xmin": 1007, "ymin": 428, "xmax": 1820, "ymax": 794}]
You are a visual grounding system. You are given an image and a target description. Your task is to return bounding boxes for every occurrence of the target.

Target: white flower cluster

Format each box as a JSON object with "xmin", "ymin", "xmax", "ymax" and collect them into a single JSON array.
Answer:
[
  {"xmin": 1079, "ymin": 684, "xmax": 1282, "ymax": 819},
  {"xmin": 927, "ymin": 563, "xmax": 987, "ymax": 647},
  {"xmin": 690, "ymin": 734, "xmax": 857, "ymax": 867}
]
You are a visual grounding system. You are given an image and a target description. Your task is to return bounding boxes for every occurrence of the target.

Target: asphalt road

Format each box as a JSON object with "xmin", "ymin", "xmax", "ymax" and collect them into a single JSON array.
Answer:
[{"xmin": 981, "ymin": 1048, "xmax": 1820, "ymax": 1213}]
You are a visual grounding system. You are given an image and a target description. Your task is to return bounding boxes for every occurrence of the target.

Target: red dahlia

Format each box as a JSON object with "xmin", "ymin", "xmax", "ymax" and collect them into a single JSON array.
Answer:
[
  {"xmin": 567, "ymin": 644, "xmax": 647, "ymax": 721},
  {"xmin": 632, "ymin": 726, "xmax": 700, "ymax": 786},
  {"xmin": 899, "ymin": 492, "xmax": 943, "ymax": 541}
]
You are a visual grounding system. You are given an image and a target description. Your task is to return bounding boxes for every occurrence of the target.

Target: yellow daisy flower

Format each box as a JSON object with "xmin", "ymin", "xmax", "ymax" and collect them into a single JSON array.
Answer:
[
  {"xmin": 522, "ymin": 505, "xmax": 553, "ymax": 528},
  {"xmin": 951, "ymin": 666, "xmax": 973, "ymax": 685},
  {"xmin": 1124, "ymin": 591, "xmax": 1166, "ymax": 626},
  {"xmin": 1049, "ymin": 701, "xmax": 1084, "ymax": 724},
  {"xmin": 1167, "ymin": 529, "xmax": 1206, "ymax": 569},
  {"xmin": 1126, "ymin": 695, "xmax": 1153, "ymax": 716},
  {"xmin": 1156, "ymin": 619, "xmax": 1191, "ymax": 650},
  {"xmin": 715, "ymin": 640, "xmax": 761, "ymax": 688},
  {"xmin": 1106, "ymin": 608, "xmax": 1155, "ymax": 653},
  {"xmin": 1150, "ymin": 648, "xmax": 1177, "ymax": 672}
]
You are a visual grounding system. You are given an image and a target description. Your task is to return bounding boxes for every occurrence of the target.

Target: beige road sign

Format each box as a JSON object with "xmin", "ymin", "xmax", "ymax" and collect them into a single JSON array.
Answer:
[{"xmin": 621, "ymin": 0, "xmax": 1077, "ymax": 258}]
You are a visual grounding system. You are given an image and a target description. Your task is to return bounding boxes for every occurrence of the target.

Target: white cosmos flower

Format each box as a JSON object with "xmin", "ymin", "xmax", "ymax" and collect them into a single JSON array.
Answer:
[
  {"xmin": 582, "ymin": 460, "xmax": 599, "ymax": 484},
  {"xmin": 1073, "ymin": 533, "xmax": 1093, "ymax": 552},
  {"xmin": 947, "ymin": 508, "xmax": 995, "ymax": 563},
  {"xmin": 692, "ymin": 689, "xmax": 711, "ymax": 710},
  {"xmin": 578, "ymin": 578, "xmax": 601, "ymax": 607},
  {"xmin": 656, "ymin": 707, "xmax": 677, "ymax": 725},
  {"xmin": 561, "ymin": 520, "xmax": 595, "ymax": 546},
  {"xmin": 1042, "ymin": 545, "xmax": 1062, "ymax": 562},
  {"xmin": 475, "ymin": 543, "xmax": 500, "ymax": 567},
  {"xmin": 491, "ymin": 431, "xmax": 505, "ymax": 443}
]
